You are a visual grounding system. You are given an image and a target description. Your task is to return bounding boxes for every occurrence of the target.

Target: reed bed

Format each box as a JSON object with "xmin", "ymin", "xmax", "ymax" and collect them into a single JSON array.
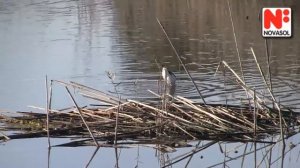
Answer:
[
  {"xmin": 1, "ymin": 70, "xmax": 300, "ymax": 147},
  {"xmin": 1, "ymin": 61, "xmax": 300, "ymax": 168}
]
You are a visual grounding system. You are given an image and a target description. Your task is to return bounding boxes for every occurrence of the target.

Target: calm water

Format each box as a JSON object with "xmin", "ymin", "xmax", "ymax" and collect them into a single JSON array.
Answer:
[{"xmin": 1, "ymin": 0, "xmax": 300, "ymax": 167}]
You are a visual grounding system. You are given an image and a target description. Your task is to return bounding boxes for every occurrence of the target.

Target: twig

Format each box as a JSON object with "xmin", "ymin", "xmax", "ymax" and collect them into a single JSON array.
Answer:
[{"xmin": 65, "ymin": 86, "xmax": 99, "ymax": 146}]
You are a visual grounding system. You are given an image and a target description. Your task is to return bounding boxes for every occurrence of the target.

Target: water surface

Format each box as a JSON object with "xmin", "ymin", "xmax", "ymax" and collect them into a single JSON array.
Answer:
[{"xmin": 1, "ymin": 0, "xmax": 300, "ymax": 167}]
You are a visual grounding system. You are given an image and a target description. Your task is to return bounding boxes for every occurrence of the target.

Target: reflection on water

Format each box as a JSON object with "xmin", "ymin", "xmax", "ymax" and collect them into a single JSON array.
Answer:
[
  {"xmin": 1, "ymin": 0, "xmax": 300, "ymax": 167},
  {"xmin": 1, "ymin": 137, "xmax": 300, "ymax": 168},
  {"xmin": 0, "ymin": 0, "xmax": 300, "ymax": 111}
]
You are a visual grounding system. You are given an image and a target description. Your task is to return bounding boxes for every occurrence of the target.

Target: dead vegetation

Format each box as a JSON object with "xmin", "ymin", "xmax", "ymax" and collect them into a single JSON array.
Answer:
[{"xmin": 1, "ymin": 63, "xmax": 300, "ymax": 147}]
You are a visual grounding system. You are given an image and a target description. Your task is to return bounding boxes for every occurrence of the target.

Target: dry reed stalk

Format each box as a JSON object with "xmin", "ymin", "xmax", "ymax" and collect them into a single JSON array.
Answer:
[
  {"xmin": 53, "ymin": 80, "xmax": 122, "ymax": 105},
  {"xmin": 223, "ymin": 64, "xmax": 229, "ymax": 107},
  {"xmin": 156, "ymin": 18, "xmax": 207, "ymax": 105},
  {"xmin": 70, "ymin": 81, "xmax": 121, "ymax": 102},
  {"xmin": 146, "ymin": 89, "xmax": 164, "ymax": 134},
  {"xmin": 175, "ymin": 97, "xmax": 222, "ymax": 123},
  {"xmin": 163, "ymin": 141, "xmax": 217, "ymax": 168},
  {"xmin": 279, "ymin": 102, "xmax": 285, "ymax": 168},
  {"xmin": 176, "ymin": 96, "xmax": 195, "ymax": 104},
  {"xmin": 162, "ymin": 70, "xmax": 167, "ymax": 112},
  {"xmin": 172, "ymin": 99, "xmax": 223, "ymax": 130},
  {"xmin": 226, "ymin": 0, "xmax": 244, "ymax": 81},
  {"xmin": 184, "ymin": 141, "xmax": 202, "ymax": 168},
  {"xmin": 28, "ymin": 106, "xmax": 59, "ymax": 113},
  {"xmin": 223, "ymin": 144, "xmax": 227, "ymax": 168},
  {"xmin": 219, "ymin": 107, "xmax": 259, "ymax": 130},
  {"xmin": 215, "ymin": 108, "xmax": 256, "ymax": 131},
  {"xmin": 171, "ymin": 104, "xmax": 200, "ymax": 122},
  {"xmin": 28, "ymin": 106, "xmax": 84, "ymax": 119},
  {"xmin": 85, "ymin": 147, "xmax": 100, "ymax": 168},
  {"xmin": 254, "ymin": 90, "xmax": 257, "ymax": 167},
  {"xmin": 104, "ymin": 102, "xmax": 131, "ymax": 112},
  {"xmin": 0, "ymin": 131, "xmax": 10, "ymax": 140},
  {"xmin": 80, "ymin": 109, "xmax": 114, "ymax": 121},
  {"xmin": 97, "ymin": 109, "xmax": 143, "ymax": 123},
  {"xmin": 114, "ymin": 95, "xmax": 121, "ymax": 146},
  {"xmin": 254, "ymin": 90, "xmax": 257, "ymax": 136},
  {"xmin": 45, "ymin": 76, "xmax": 51, "ymax": 148},
  {"xmin": 186, "ymin": 0, "xmax": 190, "ymax": 9},
  {"xmin": 250, "ymin": 48, "xmax": 277, "ymax": 107},
  {"xmin": 181, "ymin": 121, "xmax": 212, "ymax": 132},
  {"xmin": 128, "ymin": 100, "xmax": 193, "ymax": 124},
  {"xmin": 147, "ymin": 89, "xmax": 161, "ymax": 98},
  {"xmin": 79, "ymin": 92, "xmax": 118, "ymax": 105},
  {"xmin": 114, "ymin": 147, "xmax": 120, "ymax": 168},
  {"xmin": 265, "ymin": 39, "xmax": 273, "ymax": 100},
  {"xmin": 250, "ymin": 48, "xmax": 288, "ymax": 127},
  {"xmin": 226, "ymin": 0, "xmax": 256, "ymax": 115},
  {"xmin": 172, "ymin": 97, "xmax": 230, "ymax": 132},
  {"xmin": 172, "ymin": 122, "xmax": 196, "ymax": 139},
  {"xmin": 241, "ymin": 143, "xmax": 248, "ymax": 167},
  {"xmin": 254, "ymin": 142, "xmax": 257, "ymax": 167},
  {"xmin": 80, "ymin": 94, "xmax": 112, "ymax": 105},
  {"xmin": 65, "ymin": 86, "xmax": 99, "ymax": 146},
  {"xmin": 47, "ymin": 147, "xmax": 51, "ymax": 168},
  {"xmin": 270, "ymin": 141, "xmax": 300, "ymax": 166},
  {"xmin": 176, "ymin": 96, "xmax": 250, "ymax": 131},
  {"xmin": 257, "ymin": 143, "xmax": 275, "ymax": 167},
  {"xmin": 268, "ymin": 137, "xmax": 274, "ymax": 167},
  {"xmin": 49, "ymin": 80, "xmax": 53, "ymax": 112},
  {"xmin": 207, "ymin": 143, "xmax": 273, "ymax": 168},
  {"xmin": 222, "ymin": 61, "xmax": 262, "ymax": 102},
  {"xmin": 221, "ymin": 61, "xmax": 263, "ymax": 106}
]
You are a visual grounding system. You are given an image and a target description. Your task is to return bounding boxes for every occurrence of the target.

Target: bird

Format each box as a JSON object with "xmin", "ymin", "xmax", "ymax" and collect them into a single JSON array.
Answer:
[{"xmin": 161, "ymin": 66, "xmax": 176, "ymax": 96}]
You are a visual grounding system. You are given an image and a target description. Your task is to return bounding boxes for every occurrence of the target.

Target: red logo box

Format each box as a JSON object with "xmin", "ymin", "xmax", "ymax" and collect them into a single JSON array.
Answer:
[{"xmin": 262, "ymin": 8, "xmax": 292, "ymax": 37}]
